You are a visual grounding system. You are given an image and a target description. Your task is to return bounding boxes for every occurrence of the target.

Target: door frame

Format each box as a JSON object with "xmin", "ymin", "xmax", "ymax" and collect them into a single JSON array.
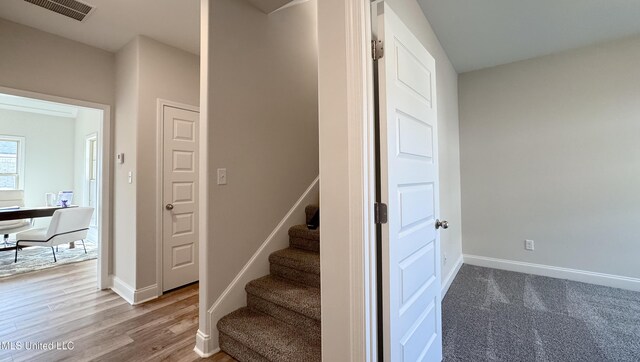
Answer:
[
  {"xmin": 155, "ymin": 99, "xmax": 200, "ymax": 295},
  {"xmin": 317, "ymin": 0, "xmax": 378, "ymax": 360},
  {"xmin": 0, "ymin": 85, "xmax": 112, "ymax": 290},
  {"xmin": 85, "ymin": 132, "xmax": 99, "ymax": 229}
]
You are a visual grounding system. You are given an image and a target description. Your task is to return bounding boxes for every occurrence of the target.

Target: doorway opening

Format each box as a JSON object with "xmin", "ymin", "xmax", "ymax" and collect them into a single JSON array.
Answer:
[{"xmin": 0, "ymin": 86, "xmax": 111, "ymax": 289}]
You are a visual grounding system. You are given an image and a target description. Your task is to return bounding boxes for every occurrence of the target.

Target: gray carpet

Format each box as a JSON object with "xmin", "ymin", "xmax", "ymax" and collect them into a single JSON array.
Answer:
[
  {"xmin": 0, "ymin": 240, "xmax": 97, "ymax": 278},
  {"xmin": 443, "ymin": 265, "xmax": 640, "ymax": 361}
]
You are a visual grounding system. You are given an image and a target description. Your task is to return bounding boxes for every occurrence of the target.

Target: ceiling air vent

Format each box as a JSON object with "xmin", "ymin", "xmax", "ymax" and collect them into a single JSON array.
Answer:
[{"xmin": 24, "ymin": 0, "xmax": 95, "ymax": 22}]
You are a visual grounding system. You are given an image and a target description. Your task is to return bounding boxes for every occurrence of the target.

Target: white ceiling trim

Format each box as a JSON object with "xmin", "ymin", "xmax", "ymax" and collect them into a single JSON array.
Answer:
[
  {"xmin": 0, "ymin": 94, "xmax": 79, "ymax": 118},
  {"xmin": 245, "ymin": 0, "xmax": 308, "ymax": 15}
]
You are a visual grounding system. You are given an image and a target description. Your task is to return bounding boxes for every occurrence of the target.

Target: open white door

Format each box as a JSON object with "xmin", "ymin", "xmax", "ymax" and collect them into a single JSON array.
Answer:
[
  {"xmin": 375, "ymin": 2, "xmax": 442, "ymax": 361},
  {"xmin": 162, "ymin": 105, "xmax": 200, "ymax": 292}
]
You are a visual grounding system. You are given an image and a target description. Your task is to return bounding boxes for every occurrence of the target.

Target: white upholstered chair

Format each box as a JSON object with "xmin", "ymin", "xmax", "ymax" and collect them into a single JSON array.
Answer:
[
  {"xmin": 15, "ymin": 207, "xmax": 94, "ymax": 263},
  {"xmin": 0, "ymin": 190, "xmax": 33, "ymax": 246}
]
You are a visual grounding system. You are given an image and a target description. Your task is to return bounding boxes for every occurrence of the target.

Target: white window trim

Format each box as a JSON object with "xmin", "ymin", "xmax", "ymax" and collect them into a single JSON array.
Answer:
[{"xmin": 0, "ymin": 134, "xmax": 26, "ymax": 190}]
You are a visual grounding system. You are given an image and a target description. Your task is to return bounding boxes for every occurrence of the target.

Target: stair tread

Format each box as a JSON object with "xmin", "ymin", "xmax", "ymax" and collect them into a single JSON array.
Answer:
[
  {"xmin": 246, "ymin": 275, "xmax": 320, "ymax": 321},
  {"xmin": 289, "ymin": 224, "xmax": 319, "ymax": 241},
  {"xmin": 218, "ymin": 307, "xmax": 321, "ymax": 362},
  {"xmin": 269, "ymin": 248, "xmax": 319, "ymax": 275}
]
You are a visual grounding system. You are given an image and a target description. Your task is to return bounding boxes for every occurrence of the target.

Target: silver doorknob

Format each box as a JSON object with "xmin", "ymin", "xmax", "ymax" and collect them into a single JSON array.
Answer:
[
  {"xmin": 166, "ymin": 204, "xmax": 174, "ymax": 210},
  {"xmin": 435, "ymin": 219, "xmax": 449, "ymax": 230}
]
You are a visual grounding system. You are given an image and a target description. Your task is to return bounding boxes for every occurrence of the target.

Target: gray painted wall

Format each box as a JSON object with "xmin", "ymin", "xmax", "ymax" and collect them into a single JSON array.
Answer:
[
  {"xmin": 0, "ymin": 18, "xmax": 115, "ymax": 108},
  {"xmin": 114, "ymin": 38, "xmax": 139, "ymax": 287},
  {"xmin": 114, "ymin": 36, "xmax": 200, "ymax": 289},
  {"xmin": 136, "ymin": 36, "xmax": 200, "ymax": 288},
  {"xmin": 459, "ymin": 35, "xmax": 640, "ymax": 278},
  {"xmin": 204, "ymin": 0, "xmax": 319, "ymax": 312}
]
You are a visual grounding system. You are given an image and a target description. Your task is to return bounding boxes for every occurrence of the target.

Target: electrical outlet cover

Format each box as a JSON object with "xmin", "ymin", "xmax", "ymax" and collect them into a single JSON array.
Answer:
[{"xmin": 525, "ymin": 239, "xmax": 535, "ymax": 251}]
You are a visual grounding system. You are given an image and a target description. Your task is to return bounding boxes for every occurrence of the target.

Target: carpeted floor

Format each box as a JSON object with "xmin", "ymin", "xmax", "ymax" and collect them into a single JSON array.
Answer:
[
  {"xmin": 443, "ymin": 265, "xmax": 640, "ymax": 362},
  {"xmin": 0, "ymin": 239, "xmax": 97, "ymax": 278}
]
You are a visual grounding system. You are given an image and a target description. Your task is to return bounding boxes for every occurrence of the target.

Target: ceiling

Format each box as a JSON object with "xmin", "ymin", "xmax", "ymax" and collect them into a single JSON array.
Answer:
[
  {"xmin": 4, "ymin": 0, "xmax": 639, "ymax": 73},
  {"xmin": 0, "ymin": 0, "xmax": 200, "ymax": 55},
  {"xmin": 418, "ymin": 0, "xmax": 640, "ymax": 73}
]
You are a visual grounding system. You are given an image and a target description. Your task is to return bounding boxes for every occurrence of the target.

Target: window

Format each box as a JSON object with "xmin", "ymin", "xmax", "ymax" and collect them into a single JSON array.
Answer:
[{"xmin": 0, "ymin": 136, "xmax": 25, "ymax": 190}]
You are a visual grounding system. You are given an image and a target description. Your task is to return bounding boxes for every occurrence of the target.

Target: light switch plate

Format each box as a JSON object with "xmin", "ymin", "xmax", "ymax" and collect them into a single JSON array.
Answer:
[{"xmin": 217, "ymin": 168, "xmax": 227, "ymax": 185}]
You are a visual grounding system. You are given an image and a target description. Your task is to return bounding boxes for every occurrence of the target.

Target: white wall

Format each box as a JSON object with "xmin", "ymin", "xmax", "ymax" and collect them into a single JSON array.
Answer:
[
  {"xmin": 0, "ymin": 109, "xmax": 75, "ymax": 225},
  {"xmin": 459, "ymin": 35, "xmax": 640, "ymax": 279}
]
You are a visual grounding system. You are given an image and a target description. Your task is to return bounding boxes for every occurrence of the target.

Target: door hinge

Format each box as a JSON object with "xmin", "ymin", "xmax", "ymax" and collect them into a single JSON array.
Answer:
[
  {"xmin": 372, "ymin": 40, "xmax": 384, "ymax": 60},
  {"xmin": 374, "ymin": 202, "xmax": 388, "ymax": 224}
]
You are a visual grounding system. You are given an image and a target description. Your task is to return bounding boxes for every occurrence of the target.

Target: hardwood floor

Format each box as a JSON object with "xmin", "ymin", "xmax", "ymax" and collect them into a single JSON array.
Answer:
[{"xmin": 0, "ymin": 260, "xmax": 236, "ymax": 362}]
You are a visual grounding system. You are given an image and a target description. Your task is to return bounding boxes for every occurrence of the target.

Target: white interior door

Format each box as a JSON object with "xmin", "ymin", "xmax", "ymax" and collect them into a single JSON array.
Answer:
[
  {"xmin": 162, "ymin": 105, "xmax": 199, "ymax": 292},
  {"xmin": 375, "ymin": 2, "xmax": 442, "ymax": 361}
]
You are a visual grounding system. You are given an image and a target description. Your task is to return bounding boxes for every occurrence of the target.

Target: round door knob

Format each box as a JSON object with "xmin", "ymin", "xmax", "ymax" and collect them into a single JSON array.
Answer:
[
  {"xmin": 435, "ymin": 219, "xmax": 449, "ymax": 230},
  {"xmin": 165, "ymin": 204, "xmax": 174, "ymax": 210}
]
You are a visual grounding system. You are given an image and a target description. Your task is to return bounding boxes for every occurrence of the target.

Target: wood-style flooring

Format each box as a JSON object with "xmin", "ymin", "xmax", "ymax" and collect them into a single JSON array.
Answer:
[{"xmin": 0, "ymin": 260, "xmax": 235, "ymax": 362}]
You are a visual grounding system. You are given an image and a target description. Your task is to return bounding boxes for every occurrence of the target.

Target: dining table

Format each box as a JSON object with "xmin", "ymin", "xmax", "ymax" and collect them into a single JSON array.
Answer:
[{"xmin": 0, "ymin": 205, "xmax": 77, "ymax": 222}]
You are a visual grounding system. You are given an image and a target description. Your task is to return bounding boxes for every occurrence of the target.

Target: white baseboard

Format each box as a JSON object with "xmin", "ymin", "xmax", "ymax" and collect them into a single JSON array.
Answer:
[
  {"xmin": 463, "ymin": 254, "xmax": 640, "ymax": 292},
  {"xmin": 111, "ymin": 276, "xmax": 159, "ymax": 305},
  {"xmin": 441, "ymin": 254, "xmax": 463, "ymax": 298},
  {"xmin": 194, "ymin": 329, "xmax": 218, "ymax": 357},
  {"xmin": 135, "ymin": 284, "xmax": 159, "ymax": 304},
  {"xmin": 111, "ymin": 276, "xmax": 135, "ymax": 304},
  {"xmin": 205, "ymin": 177, "xmax": 319, "ymax": 353}
]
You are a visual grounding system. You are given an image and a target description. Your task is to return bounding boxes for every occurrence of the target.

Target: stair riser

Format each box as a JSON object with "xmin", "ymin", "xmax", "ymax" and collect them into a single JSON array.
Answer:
[
  {"xmin": 290, "ymin": 236, "xmax": 320, "ymax": 252},
  {"xmin": 247, "ymin": 294, "xmax": 321, "ymax": 340},
  {"xmin": 220, "ymin": 332, "xmax": 270, "ymax": 362},
  {"xmin": 270, "ymin": 264, "xmax": 320, "ymax": 288}
]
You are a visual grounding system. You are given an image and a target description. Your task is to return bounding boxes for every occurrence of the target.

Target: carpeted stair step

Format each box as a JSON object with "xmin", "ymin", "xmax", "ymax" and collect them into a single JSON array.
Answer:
[
  {"xmin": 288, "ymin": 224, "xmax": 320, "ymax": 252},
  {"xmin": 305, "ymin": 205, "xmax": 319, "ymax": 225},
  {"xmin": 269, "ymin": 248, "xmax": 320, "ymax": 288},
  {"xmin": 218, "ymin": 307, "xmax": 321, "ymax": 362},
  {"xmin": 246, "ymin": 275, "xmax": 321, "ymax": 339}
]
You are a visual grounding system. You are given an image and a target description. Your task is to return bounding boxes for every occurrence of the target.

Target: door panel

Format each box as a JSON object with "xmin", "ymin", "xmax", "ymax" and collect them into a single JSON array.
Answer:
[
  {"xmin": 375, "ymin": 2, "xmax": 442, "ymax": 361},
  {"xmin": 163, "ymin": 106, "xmax": 199, "ymax": 292}
]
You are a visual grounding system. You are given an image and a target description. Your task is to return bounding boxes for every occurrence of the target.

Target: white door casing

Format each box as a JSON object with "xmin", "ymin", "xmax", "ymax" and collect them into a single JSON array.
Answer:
[
  {"xmin": 375, "ymin": 2, "xmax": 442, "ymax": 362},
  {"xmin": 162, "ymin": 105, "xmax": 200, "ymax": 292},
  {"xmin": 85, "ymin": 134, "xmax": 98, "ymax": 229}
]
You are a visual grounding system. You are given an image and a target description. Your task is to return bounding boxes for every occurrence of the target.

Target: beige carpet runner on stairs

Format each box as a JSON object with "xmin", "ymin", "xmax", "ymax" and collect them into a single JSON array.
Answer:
[{"xmin": 217, "ymin": 205, "xmax": 321, "ymax": 362}]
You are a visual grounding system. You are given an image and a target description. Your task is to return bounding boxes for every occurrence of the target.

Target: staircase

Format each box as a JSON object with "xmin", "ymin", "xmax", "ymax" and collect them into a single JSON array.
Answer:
[{"xmin": 217, "ymin": 205, "xmax": 321, "ymax": 362}]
